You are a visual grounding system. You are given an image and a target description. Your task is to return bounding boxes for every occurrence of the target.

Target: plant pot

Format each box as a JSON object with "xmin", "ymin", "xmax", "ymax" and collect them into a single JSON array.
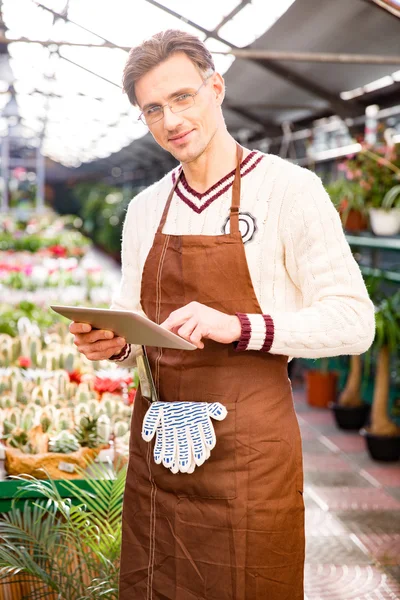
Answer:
[
  {"xmin": 306, "ymin": 370, "xmax": 338, "ymax": 408},
  {"xmin": 369, "ymin": 208, "xmax": 400, "ymax": 236},
  {"xmin": 342, "ymin": 209, "xmax": 368, "ymax": 232},
  {"xmin": 360, "ymin": 429, "xmax": 400, "ymax": 462},
  {"xmin": 4, "ymin": 446, "xmax": 101, "ymax": 479},
  {"xmin": 329, "ymin": 402, "xmax": 370, "ymax": 430}
]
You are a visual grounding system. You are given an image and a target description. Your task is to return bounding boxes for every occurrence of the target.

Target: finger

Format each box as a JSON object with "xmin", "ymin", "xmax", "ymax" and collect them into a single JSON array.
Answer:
[
  {"xmin": 75, "ymin": 329, "xmax": 118, "ymax": 345},
  {"xmin": 190, "ymin": 423, "xmax": 207, "ymax": 467},
  {"xmin": 142, "ymin": 403, "xmax": 162, "ymax": 442},
  {"xmin": 84, "ymin": 345, "xmax": 126, "ymax": 361},
  {"xmin": 153, "ymin": 423, "xmax": 163, "ymax": 464},
  {"xmin": 177, "ymin": 426, "xmax": 192, "ymax": 473},
  {"xmin": 160, "ymin": 307, "xmax": 194, "ymax": 330},
  {"xmin": 69, "ymin": 321, "xmax": 92, "ymax": 334},
  {"xmin": 163, "ymin": 426, "xmax": 178, "ymax": 468},
  {"xmin": 79, "ymin": 338, "xmax": 126, "ymax": 356},
  {"xmin": 202, "ymin": 418, "xmax": 217, "ymax": 452},
  {"xmin": 177, "ymin": 317, "xmax": 198, "ymax": 340},
  {"xmin": 170, "ymin": 457, "xmax": 180, "ymax": 474},
  {"xmin": 186, "ymin": 459, "xmax": 196, "ymax": 474},
  {"xmin": 189, "ymin": 325, "xmax": 205, "ymax": 349},
  {"xmin": 207, "ymin": 402, "xmax": 228, "ymax": 421}
]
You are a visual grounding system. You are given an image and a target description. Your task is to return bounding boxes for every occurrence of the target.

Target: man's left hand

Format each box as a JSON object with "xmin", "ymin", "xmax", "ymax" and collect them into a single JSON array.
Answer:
[{"xmin": 160, "ymin": 302, "xmax": 241, "ymax": 349}]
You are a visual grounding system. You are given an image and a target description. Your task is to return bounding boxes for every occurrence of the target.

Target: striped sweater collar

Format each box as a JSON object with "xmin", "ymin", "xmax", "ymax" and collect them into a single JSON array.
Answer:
[{"xmin": 171, "ymin": 150, "xmax": 264, "ymax": 214}]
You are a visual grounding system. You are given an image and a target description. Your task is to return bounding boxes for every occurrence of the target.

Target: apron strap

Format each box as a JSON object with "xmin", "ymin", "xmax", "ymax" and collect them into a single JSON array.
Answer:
[
  {"xmin": 157, "ymin": 167, "xmax": 182, "ymax": 235},
  {"xmin": 230, "ymin": 143, "xmax": 243, "ymax": 235},
  {"xmin": 157, "ymin": 144, "xmax": 243, "ymax": 235}
]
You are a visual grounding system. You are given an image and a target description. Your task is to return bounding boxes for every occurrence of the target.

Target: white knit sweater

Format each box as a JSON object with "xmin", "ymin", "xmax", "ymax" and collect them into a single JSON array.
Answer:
[{"xmin": 110, "ymin": 150, "xmax": 375, "ymax": 366}]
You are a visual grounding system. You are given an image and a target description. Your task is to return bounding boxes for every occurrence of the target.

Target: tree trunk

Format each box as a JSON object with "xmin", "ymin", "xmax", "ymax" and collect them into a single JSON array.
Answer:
[
  {"xmin": 338, "ymin": 355, "xmax": 363, "ymax": 407},
  {"xmin": 370, "ymin": 346, "xmax": 400, "ymax": 436}
]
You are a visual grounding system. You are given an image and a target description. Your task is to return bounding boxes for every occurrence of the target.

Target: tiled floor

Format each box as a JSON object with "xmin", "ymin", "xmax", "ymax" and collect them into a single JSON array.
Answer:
[{"xmin": 295, "ymin": 389, "xmax": 400, "ymax": 600}]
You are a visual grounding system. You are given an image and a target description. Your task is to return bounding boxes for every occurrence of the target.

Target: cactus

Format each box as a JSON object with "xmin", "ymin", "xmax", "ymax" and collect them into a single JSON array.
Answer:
[
  {"xmin": 64, "ymin": 352, "xmax": 75, "ymax": 373},
  {"xmin": 30, "ymin": 339, "xmax": 39, "ymax": 367},
  {"xmin": 2, "ymin": 395, "xmax": 16, "ymax": 409},
  {"xmin": 97, "ymin": 414, "xmax": 111, "ymax": 444},
  {"xmin": 49, "ymin": 430, "xmax": 80, "ymax": 454},
  {"xmin": 8, "ymin": 428, "xmax": 33, "ymax": 453},
  {"xmin": 74, "ymin": 415, "xmax": 99, "ymax": 448},
  {"xmin": 2, "ymin": 418, "xmax": 16, "ymax": 437},
  {"xmin": 113, "ymin": 421, "xmax": 129, "ymax": 438}
]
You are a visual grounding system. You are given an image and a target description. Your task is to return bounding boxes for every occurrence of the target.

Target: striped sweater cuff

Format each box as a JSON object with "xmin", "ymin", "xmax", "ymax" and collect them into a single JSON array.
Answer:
[
  {"xmin": 235, "ymin": 313, "xmax": 274, "ymax": 352},
  {"xmin": 109, "ymin": 343, "xmax": 132, "ymax": 362}
]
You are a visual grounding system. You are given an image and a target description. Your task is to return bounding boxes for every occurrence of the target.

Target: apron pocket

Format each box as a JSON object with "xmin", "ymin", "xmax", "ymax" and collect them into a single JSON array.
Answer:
[{"xmin": 148, "ymin": 397, "xmax": 237, "ymax": 500}]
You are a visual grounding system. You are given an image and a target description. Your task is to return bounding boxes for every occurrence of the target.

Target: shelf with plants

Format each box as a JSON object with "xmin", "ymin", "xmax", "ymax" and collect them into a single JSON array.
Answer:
[
  {"xmin": 326, "ymin": 141, "xmax": 400, "ymax": 237},
  {"xmin": 0, "ymin": 319, "xmax": 137, "ymax": 482},
  {"xmin": 0, "ymin": 210, "xmax": 138, "ymax": 488}
]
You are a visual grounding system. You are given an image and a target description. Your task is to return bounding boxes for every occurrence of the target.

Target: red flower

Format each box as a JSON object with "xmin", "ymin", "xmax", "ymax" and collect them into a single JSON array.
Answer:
[
  {"xmin": 94, "ymin": 377, "xmax": 123, "ymax": 395},
  {"xmin": 48, "ymin": 245, "xmax": 67, "ymax": 257},
  {"xmin": 18, "ymin": 356, "xmax": 31, "ymax": 368},
  {"xmin": 128, "ymin": 388, "xmax": 136, "ymax": 405},
  {"xmin": 68, "ymin": 370, "xmax": 82, "ymax": 384}
]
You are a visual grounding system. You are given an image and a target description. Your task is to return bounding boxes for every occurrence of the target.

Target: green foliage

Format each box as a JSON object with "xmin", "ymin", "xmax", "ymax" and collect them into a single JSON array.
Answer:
[
  {"xmin": 339, "ymin": 143, "xmax": 400, "ymax": 209},
  {"xmin": 325, "ymin": 178, "xmax": 366, "ymax": 213},
  {"xmin": 0, "ymin": 462, "xmax": 126, "ymax": 599},
  {"xmin": 374, "ymin": 290, "xmax": 400, "ymax": 352},
  {"xmin": 0, "ymin": 301, "xmax": 61, "ymax": 337},
  {"xmin": 48, "ymin": 431, "xmax": 80, "ymax": 454},
  {"xmin": 73, "ymin": 182, "xmax": 142, "ymax": 256},
  {"xmin": 74, "ymin": 416, "xmax": 100, "ymax": 449}
]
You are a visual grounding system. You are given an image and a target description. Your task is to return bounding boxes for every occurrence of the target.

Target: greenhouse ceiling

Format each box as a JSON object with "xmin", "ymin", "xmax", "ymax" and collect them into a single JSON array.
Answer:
[{"xmin": 0, "ymin": 0, "xmax": 399, "ymax": 179}]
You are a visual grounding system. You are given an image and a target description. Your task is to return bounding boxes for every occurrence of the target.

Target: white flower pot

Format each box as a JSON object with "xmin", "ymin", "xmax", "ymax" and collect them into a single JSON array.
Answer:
[{"xmin": 369, "ymin": 208, "xmax": 400, "ymax": 236}]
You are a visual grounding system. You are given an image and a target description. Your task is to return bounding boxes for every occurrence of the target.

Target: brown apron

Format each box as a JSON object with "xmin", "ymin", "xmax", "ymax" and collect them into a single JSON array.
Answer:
[{"xmin": 119, "ymin": 145, "xmax": 305, "ymax": 600}]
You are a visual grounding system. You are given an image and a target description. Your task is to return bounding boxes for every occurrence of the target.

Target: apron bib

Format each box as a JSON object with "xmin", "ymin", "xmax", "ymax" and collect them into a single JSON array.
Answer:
[{"xmin": 119, "ymin": 145, "xmax": 305, "ymax": 600}]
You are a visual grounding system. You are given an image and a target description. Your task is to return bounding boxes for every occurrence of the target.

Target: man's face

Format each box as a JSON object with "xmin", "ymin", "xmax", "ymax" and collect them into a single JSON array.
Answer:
[{"xmin": 135, "ymin": 52, "xmax": 223, "ymax": 163}]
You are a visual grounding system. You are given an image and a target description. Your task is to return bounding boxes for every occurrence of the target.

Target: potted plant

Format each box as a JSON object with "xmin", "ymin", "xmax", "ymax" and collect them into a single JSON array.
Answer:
[
  {"xmin": 361, "ymin": 290, "xmax": 400, "ymax": 461},
  {"xmin": 369, "ymin": 183, "xmax": 400, "ymax": 236},
  {"xmin": 325, "ymin": 178, "xmax": 368, "ymax": 232},
  {"xmin": 0, "ymin": 461, "xmax": 126, "ymax": 599},
  {"xmin": 306, "ymin": 357, "xmax": 338, "ymax": 408},
  {"xmin": 339, "ymin": 143, "xmax": 400, "ymax": 236},
  {"xmin": 330, "ymin": 354, "xmax": 370, "ymax": 429}
]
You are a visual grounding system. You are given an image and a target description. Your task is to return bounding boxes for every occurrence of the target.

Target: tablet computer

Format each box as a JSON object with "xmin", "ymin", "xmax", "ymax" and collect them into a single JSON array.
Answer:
[{"xmin": 50, "ymin": 305, "xmax": 197, "ymax": 351}]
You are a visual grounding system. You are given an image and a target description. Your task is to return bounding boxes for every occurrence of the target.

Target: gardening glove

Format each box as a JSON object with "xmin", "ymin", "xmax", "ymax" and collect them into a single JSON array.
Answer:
[{"xmin": 142, "ymin": 401, "xmax": 227, "ymax": 474}]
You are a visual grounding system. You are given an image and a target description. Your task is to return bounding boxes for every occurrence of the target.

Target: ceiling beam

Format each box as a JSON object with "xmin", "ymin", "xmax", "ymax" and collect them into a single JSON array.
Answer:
[
  {"xmin": 143, "ymin": 0, "xmax": 363, "ymax": 119},
  {"xmin": 207, "ymin": 0, "xmax": 251, "ymax": 38},
  {"xmin": 223, "ymin": 100, "xmax": 282, "ymax": 136},
  {"xmin": 7, "ymin": 36, "xmax": 400, "ymax": 66}
]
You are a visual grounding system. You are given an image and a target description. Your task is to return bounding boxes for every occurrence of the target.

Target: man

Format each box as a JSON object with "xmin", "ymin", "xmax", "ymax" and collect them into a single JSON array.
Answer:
[{"xmin": 71, "ymin": 30, "xmax": 375, "ymax": 600}]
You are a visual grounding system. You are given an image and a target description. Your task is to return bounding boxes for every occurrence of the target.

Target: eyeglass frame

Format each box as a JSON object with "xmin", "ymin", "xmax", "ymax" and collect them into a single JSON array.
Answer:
[{"xmin": 137, "ymin": 74, "xmax": 213, "ymax": 127}]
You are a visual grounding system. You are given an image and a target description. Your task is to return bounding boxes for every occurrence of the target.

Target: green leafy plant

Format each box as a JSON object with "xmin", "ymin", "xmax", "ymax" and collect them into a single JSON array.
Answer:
[
  {"xmin": 381, "ymin": 184, "xmax": 400, "ymax": 210},
  {"xmin": 369, "ymin": 290, "xmax": 400, "ymax": 436},
  {"xmin": 74, "ymin": 416, "xmax": 100, "ymax": 449},
  {"xmin": 325, "ymin": 178, "xmax": 367, "ymax": 226},
  {"xmin": 339, "ymin": 143, "xmax": 400, "ymax": 210},
  {"xmin": 0, "ymin": 462, "xmax": 126, "ymax": 599}
]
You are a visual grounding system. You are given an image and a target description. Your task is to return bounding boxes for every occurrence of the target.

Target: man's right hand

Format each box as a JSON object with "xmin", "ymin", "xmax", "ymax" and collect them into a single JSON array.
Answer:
[{"xmin": 70, "ymin": 322, "xmax": 126, "ymax": 361}]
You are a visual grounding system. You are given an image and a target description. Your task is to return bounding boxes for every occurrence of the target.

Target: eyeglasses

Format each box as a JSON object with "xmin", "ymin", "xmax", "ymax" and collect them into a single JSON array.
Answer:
[{"xmin": 138, "ymin": 76, "xmax": 211, "ymax": 127}]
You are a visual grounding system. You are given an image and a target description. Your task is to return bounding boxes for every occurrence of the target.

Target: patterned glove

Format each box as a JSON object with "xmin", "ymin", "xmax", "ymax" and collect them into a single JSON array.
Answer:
[{"xmin": 142, "ymin": 401, "xmax": 227, "ymax": 474}]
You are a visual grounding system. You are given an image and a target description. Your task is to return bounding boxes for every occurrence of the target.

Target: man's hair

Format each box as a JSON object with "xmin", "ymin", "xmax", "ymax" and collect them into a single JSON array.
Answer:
[{"xmin": 122, "ymin": 29, "xmax": 215, "ymax": 107}]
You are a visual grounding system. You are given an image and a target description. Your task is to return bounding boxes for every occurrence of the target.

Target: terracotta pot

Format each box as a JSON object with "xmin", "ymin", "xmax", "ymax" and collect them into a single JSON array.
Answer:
[
  {"xmin": 306, "ymin": 370, "xmax": 338, "ymax": 408},
  {"xmin": 342, "ymin": 209, "xmax": 368, "ymax": 232}
]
